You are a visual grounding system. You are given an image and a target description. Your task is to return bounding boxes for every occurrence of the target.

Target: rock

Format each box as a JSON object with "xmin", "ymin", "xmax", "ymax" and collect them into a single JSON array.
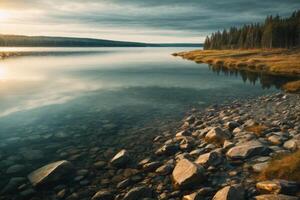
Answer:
[
  {"xmin": 57, "ymin": 189, "xmax": 67, "ymax": 199},
  {"xmin": 182, "ymin": 188, "xmax": 214, "ymax": 200},
  {"xmin": 20, "ymin": 149, "xmax": 44, "ymax": 160},
  {"xmin": 256, "ymin": 180, "xmax": 299, "ymax": 195},
  {"xmin": 20, "ymin": 188, "xmax": 36, "ymax": 198},
  {"xmin": 252, "ymin": 162, "xmax": 269, "ymax": 173},
  {"xmin": 110, "ymin": 149, "xmax": 130, "ymax": 167},
  {"xmin": 123, "ymin": 186, "xmax": 154, "ymax": 200},
  {"xmin": 6, "ymin": 164, "xmax": 26, "ymax": 174},
  {"xmin": 94, "ymin": 161, "xmax": 107, "ymax": 169},
  {"xmin": 212, "ymin": 185, "xmax": 245, "ymax": 200},
  {"xmin": 254, "ymin": 194, "xmax": 299, "ymax": 200},
  {"xmin": 28, "ymin": 160, "xmax": 74, "ymax": 187},
  {"xmin": 155, "ymin": 163, "xmax": 174, "ymax": 175},
  {"xmin": 117, "ymin": 179, "xmax": 131, "ymax": 189},
  {"xmin": 182, "ymin": 191, "xmax": 202, "ymax": 200},
  {"xmin": 1, "ymin": 177, "xmax": 26, "ymax": 194},
  {"xmin": 143, "ymin": 161, "xmax": 161, "ymax": 172},
  {"xmin": 283, "ymin": 139, "xmax": 299, "ymax": 151},
  {"xmin": 268, "ymin": 135, "xmax": 283, "ymax": 145},
  {"xmin": 172, "ymin": 159, "xmax": 205, "ymax": 189},
  {"xmin": 91, "ymin": 190, "xmax": 114, "ymax": 200},
  {"xmin": 195, "ymin": 151, "xmax": 222, "ymax": 167},
  {"xmin": 155, "ymin": 144, "xmax": 179, "ymax": 156},
  {"xmin": 226, "ymin": 121, "xmax": 240, "ymax": 131},
  {"xmin": 226, "ymin": 140, "xmax": 270, "ymax": 160},
  {"xmin": 176, "ymin": 130, "xmax": 191, "ymax": 138},
  {"xmin": 205, "ymin": 127, "xmax": 229, "ymax": 144},
  {"xmin": 223, "ymin": 140, "xmax": 234, "ymax": 150}
]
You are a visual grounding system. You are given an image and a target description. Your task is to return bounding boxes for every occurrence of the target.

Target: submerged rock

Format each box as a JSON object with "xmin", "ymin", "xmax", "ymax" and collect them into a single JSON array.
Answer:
[
  {"xmin": 172, "ymin": 159, "xmax": 205, "ymax": 189},
  {"xmin": 28, "ymin": 160, "xmax": 74, "ymax": 187}
]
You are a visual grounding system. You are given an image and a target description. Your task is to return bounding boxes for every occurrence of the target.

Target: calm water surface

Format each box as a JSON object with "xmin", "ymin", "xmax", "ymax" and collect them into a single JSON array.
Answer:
[{"xmin": 0, "ymin": 47, "xmax": 293, "ymax": 190}]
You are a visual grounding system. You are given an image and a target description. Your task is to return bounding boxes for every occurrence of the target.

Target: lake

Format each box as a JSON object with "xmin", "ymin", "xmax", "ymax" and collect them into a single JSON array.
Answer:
[{"xmin": 0, "ymin": 47, "xmax": 293, "ymax": 196}]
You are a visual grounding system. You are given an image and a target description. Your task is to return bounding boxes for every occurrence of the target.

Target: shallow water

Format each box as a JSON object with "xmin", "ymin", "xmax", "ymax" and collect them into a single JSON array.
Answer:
[{"xmin": 0, "ymin": 47, "xmax": 294, "ymax": 191}]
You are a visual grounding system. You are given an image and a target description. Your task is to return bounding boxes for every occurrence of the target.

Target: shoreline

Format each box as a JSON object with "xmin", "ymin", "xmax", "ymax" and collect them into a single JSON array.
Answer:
[
  {"xmin": 2, "ymin": 92, "xmax": 299, "ymax": 200},
  {"xmin": 172, "ymin": 49, "xmax": 300, "ymax": 77}
]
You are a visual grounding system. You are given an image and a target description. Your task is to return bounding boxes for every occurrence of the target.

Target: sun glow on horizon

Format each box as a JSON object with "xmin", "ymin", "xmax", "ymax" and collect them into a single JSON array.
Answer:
[
  {"xmin": 0, "ymin": 66, "xmax": 7, "ymax": 80},
  {"xmin": 0, "ymin": 10, "xmax": 10, "ymax": 21}
]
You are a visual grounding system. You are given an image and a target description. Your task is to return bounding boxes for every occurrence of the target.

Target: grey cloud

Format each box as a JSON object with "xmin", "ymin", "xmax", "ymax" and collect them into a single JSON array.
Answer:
[{"xmin": 2, "ymin": 0, "xmax": 300, "ymax": 42}]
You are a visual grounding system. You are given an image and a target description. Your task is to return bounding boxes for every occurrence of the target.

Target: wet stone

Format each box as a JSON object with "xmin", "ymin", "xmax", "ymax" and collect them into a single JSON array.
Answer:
[{"xmin": 28, "ymin": 160, "xmax": 74, "ymax": 187}]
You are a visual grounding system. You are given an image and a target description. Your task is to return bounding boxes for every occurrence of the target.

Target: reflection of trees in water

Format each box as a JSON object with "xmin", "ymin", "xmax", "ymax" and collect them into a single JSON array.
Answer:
[{"xmin": 209, "ymin": 65, "xmax": 298, "ymax": 90}]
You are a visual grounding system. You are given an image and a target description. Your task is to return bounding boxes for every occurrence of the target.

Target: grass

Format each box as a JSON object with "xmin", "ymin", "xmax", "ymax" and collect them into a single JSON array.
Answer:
[
  {"xmin": 258, "ymin": 150, "xmax": 300, "ymax": 182},
  {"xmin": 173, "ymin": 49, "xmax": 300, "ymax": 77},
  {"xmin": 245, "ymin": 124, "xmax": 268, "ymax": 137},
  {"xmin": 282, "ymin": 80, "xmax": 300, "ymax": 93},
  {"xmin": 0, "ymin": 52, "xmax": 21, "ymax": 59}
]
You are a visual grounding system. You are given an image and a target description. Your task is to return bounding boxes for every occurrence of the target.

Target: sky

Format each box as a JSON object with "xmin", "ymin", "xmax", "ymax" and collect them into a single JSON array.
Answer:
[{"xmin": 0, "ymin": 0, "xmax": 299, "ymax": 43}]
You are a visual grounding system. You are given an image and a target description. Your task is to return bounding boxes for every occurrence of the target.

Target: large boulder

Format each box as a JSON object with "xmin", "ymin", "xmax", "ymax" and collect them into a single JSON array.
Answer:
[
  {"xmin": 123, "ymin": 186, "xmax": 154, "ymax": 200},
  {"xmin": 212, "ymin": 185, "xmax": 245, "ymax": 200},
  {"xmin": 254, "ymin": 194, "xmax": 299, "ymax": 200},
  {"xmin": 28, "ymin": 160, "xmax": 74, "ymax": 187},
  {"xmin": 172, "ymin": 159, "xmax": 205, "ymax": 189},
  {"xmin": 110, "ymin": 149, "xmax": 130, "ymax": 167},
  {"xmin": 226, "ymin": 140, "xmax": 270, "ymax": 160},
  {"xmin": 205, "ymin": 127, "xmax": 229, "ymax": 144},
  {"xmin": 195, "ymin": 151, "xmax": 222, "ymax": 167}
]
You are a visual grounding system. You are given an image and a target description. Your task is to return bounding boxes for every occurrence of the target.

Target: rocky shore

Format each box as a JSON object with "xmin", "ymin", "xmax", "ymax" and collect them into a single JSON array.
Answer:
[{"xmin": 1, "ymin": 92, "xmax": 300, "ymax": 200}]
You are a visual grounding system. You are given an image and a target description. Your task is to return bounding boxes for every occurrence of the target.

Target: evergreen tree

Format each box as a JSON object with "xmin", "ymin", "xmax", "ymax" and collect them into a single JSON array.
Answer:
[{"xmin": 204, "ymin": 10, "xmax": 300, "ymax": 50}]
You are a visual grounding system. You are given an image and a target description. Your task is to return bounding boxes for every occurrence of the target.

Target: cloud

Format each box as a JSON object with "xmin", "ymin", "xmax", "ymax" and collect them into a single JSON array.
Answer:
[{"xmin": 0, "ymin": 0, "xmax": 299, "ymax": 42}]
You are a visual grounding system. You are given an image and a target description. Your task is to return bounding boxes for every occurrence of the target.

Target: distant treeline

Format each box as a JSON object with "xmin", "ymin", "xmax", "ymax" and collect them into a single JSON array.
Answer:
[
  {"xmin": 0, "ymin": 35, "xmax": 150, "ymax": 47},
  {"xmin": 0, "ymin": 35, "xmax": 202, "ymax": 47},
  {"xmin": 204, "ymin": 10, "xmax": 300, "ymax": 50}
]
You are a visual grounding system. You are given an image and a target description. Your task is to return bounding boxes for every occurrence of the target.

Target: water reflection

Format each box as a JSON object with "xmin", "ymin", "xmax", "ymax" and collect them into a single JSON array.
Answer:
[{"xmin": 208, "ymin": 65, "xmax": 299, "ymax": 90}]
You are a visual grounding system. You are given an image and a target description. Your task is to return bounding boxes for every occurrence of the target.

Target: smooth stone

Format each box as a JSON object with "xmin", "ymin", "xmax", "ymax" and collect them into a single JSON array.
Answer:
[
  {"xmin": 143, "ymin": 161, "xmax": 161, "ymax": 172},
  {"xmin": 268, "ymin": 135, "xmax": 283, "ymax": 145},
  {"xmin": 6, "ymin": 164, "xmax": 26, "ymax": 174},
  {"xmin": 110, "ymin": 149, "xmax": 130, "ymax": 167},
  {"xmin": 195, "ymin": 151, "xmax": 222, "ymax": 167},
  {"xmin": 94, "ymin": 161, "xmax": 107, "ymax": 169},
  {"xmin": 20, "ymin": 149, "xmax": 44, "ymax": 160},
  {"xmin": 205, "ymin": 127, "xmax": 229, "ymax": 144},
  {"xmin": 252, "ymin": 162, "xmax": 269, "ymax": 173},
  {"xmin": 212, "ymin": 185, "xmax": 245, "ymax": 200},
  {"xmin": 283, "ymin": 139, "xmax": 299, "ymax": 151},
  {"xmin": 91, "ymin": 190, "xmax": 114, "ymax": 200},
  {"xmin": 28, "ymin": 160, "xmax": 74, "ymax": 187},
  {"xmin": 254, "ymin": 194, "xmax": 299, "ymax": 200},
  {"xmin": 57, "ymin": 189, "xmax": 67, "ymax": 199},
  {"xmin": 123, "ymin": 186, "xmax": 154, "ymax": 200},
  {"xmin": 176, "ymin": 130, "xmax": 191, "ymax": 138},
  {"xmin": 155, "ymin": 163, "xmax": 174, "ymax": 175},
  {"xmin": 172, "ymin": 159, "xmax": 205, "ymax": 189},
  {"xmin": 226, "ymin": 140, "xmax": 269, "ymax": 160},
  {"xmin": 256, "ymin": 180, "xmax": 299, "ymax": 195},
  {"xmin": 155, "ymin": 144, "xmax": 179, "ymax": 156},
  {"xmin": 1, "ymin": 177, "xmax": 26, "ymax": 194}
]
